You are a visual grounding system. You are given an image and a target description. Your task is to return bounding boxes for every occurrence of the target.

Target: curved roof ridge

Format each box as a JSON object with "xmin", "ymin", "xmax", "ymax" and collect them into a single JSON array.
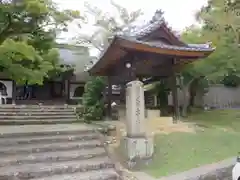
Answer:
[{"xmin": 128, "ymin": 18, "xmax": 181, "ymax": 41}]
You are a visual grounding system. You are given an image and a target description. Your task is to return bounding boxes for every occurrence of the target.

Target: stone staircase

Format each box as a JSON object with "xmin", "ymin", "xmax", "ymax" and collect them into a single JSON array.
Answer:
[
  {"xmin": 0, "ymin": 105, "xmax": 119, "ymax": 180},
  {"xmin": 0, "ymin": 105, "xmax": 78, "ymax": 125}
]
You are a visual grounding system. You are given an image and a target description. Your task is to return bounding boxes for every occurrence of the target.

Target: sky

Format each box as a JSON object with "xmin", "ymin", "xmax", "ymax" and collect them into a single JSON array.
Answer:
[
  {"xmin": 55, "ymin": 0, "xmax": 208, "ymax": 40},
  {"xmin": 54, "ymin": 0, "xmax": 208, "ymax": 56}
]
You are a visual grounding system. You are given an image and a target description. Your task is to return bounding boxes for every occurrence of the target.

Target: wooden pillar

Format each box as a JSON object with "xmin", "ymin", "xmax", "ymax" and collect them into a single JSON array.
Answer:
[
  {"xmin": 172, "ymin": 73, "xmax": 180, "ymax": 123},
  {"xmin": 64, "ymin": 79, "xmax": 70, "ymax": 104},
  {"xmin": 67, "ymin": 80, "xmax": 70, "ymax": 103},
  {"xmin": 12, "ymin": 80, "xmax": 16, "ymax": 105},
  {"xmin": 107, "ymin": 76, "xmax": 112, "ymax": 120}
]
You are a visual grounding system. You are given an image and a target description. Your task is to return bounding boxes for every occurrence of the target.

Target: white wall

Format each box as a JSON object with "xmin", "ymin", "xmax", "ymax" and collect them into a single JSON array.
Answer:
[
  {"xmin": 168, "ymin": 89, "xmax": 189, "ymax": 106},
  {"xmin": 69, "ymin": 83, "xmax": 84, "ymax": 99},
  {"xmin": 168, "ymin": 84, "xmax": 240, "ymax": 108},
  {"xmin": 200, "ymin": 85, "xmax": 240, "ymax": 108},
  {"xmin": 0, "ymin": 80, "xmax": 12, "ymax": 98}
]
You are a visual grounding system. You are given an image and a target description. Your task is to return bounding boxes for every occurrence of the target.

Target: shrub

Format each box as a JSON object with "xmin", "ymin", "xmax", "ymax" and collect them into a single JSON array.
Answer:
[{"xmin": 82, "ymin": 76, "xmax": 106, "ymax": 123}]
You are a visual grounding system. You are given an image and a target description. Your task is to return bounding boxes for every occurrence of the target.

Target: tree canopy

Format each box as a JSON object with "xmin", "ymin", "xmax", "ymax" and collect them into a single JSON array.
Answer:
[
  {"xmin": 182, "ymin": 0, "xmax": 240, "ymax": 82},
  {"xmin": 0, "ymin": 0, "xmax": 81, "ymax": 84},
  {"xmin": 170, "ymin": 0, "xmax": 240, "ymax": 115}
]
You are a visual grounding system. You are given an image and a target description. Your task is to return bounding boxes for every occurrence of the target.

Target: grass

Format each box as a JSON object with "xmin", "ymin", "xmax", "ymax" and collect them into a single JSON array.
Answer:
[{"xmin": 144, "ymin": 109, "xmax": 240, "ymax": 178}]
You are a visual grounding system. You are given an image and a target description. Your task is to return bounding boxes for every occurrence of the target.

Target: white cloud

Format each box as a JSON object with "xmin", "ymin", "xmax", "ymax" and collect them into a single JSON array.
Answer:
[
  {"xmin": 54, "ymin": 0, "xmax": 208, "ymax": 31},
  {"xmin": 54, "ymin": 0, "xmax": 208, "ymax": 55}
]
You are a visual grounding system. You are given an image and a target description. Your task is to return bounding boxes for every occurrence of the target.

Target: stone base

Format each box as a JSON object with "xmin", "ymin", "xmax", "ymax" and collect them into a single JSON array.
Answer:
[
  {"xmin": 122, "ymin": 135, "xmax": 154, "ymax": 161},
  {"xmin": 119, "ymin": 135, "xmax": 154, "ymax": 169}
]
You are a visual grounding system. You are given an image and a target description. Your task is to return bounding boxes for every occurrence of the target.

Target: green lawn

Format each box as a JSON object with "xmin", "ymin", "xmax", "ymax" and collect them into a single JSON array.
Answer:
[{"xmin": 145, "ymin": 109, "xmax": 240, "ymax": 178}]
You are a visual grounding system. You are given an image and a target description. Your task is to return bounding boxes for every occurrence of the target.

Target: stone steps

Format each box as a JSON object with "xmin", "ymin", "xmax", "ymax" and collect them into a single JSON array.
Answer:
[
  {"xmin": 0, "ymin": 106, "xmax": 119, "ymax": 180},
  {"xmin": 0, "ymin": 115, "xmax": 77, "ymax": 119},
  {"xmin": 0, "ymin": 139, "xmax": 102, "ymax": 155},
  {"xmin": 0, "ymin": 157, "xmax": 114, "ymax": 179},
  {"xmin": 0, "ymin": 119, "xmax": 78, "ymax": 125},
  {"xmin": 0, "ymin": 105, "xmax": 78, "ymax": 125},
  {"xmin": 32, "ymin": 168, "xmax": 119, "ymax": 180},
  {"xmin": 0, "ymin": 109, "xmax": 75, "ymax": 112},
  {"xmin": 0, "ymin": 133, "xmax": 99, "ymax": 146},
  {"xmin": 0, "ymin": 125, "xmax": 95, "ymax": 138},
  {"xmin": 0, "ymin": 148, "xmax": 107, "ymax": 167},
  {"xmin": 0, "ymin": 130, "xmax": 95, "ymax": 138},
  {"xmin": 0, "ymin": 105, "xmax": 77, "ymax": 109},
  {"xmin": 0, "ymin": 111, "xmax": 75, "ymax": 115}
]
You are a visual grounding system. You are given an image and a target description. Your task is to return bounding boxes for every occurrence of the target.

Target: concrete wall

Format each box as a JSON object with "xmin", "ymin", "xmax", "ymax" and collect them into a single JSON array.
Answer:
[
  {"xmin": 200, "ymin": 85, "xmax": 240, "ymax": 108},
  {"xmin": 168, "ymin": 84, "xmax": 240, "ymax": 108}
]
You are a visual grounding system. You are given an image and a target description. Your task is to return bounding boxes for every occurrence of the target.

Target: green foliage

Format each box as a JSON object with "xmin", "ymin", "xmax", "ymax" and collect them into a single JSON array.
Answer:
[
  {"xmin": 181, "ymin": 28, "xmax": 217, "ymax": 84},
  {"xmin": 0, "ymin": 0, "xmax": 82, "ymax": 84},
  {"xmin": 195, "ymin": 0, "xmax": 240, "ymax": 81},
  {"xmin": 178, "ymin": 0, "xmax": 240, "ymax": 114},
  {"xmin": 221, "ymin": 74, "xmax": 240, "ymax": 87},
  {"xmin": 157, "ymin": 80, "xmax": 170, "ymax": 115},
  {"xmin": 82, "ymin": 76, "xmax": 106, "ymax": 122}
]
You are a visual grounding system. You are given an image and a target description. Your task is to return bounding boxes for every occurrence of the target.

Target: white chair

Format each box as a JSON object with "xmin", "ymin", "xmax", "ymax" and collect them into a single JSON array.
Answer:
[{"xmin": 0, "ymin": 92, "xmax": 7, "ymax": 105}]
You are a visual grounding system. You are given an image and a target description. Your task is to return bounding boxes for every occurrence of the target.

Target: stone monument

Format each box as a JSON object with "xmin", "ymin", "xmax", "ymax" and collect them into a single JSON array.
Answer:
[{"xmin": 122, "ymin": 80, "xmax": 154, "ymax": 167}]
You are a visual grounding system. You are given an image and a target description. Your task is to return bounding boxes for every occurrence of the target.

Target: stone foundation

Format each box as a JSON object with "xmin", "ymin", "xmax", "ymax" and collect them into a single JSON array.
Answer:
[{"xmin": 123, "ymin": 136, "xmax": 154, "ymax": 160}]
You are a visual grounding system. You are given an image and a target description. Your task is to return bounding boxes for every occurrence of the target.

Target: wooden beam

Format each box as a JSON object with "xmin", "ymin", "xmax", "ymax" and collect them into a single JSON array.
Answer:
[
  {"xmin": 12, "ymin": 80, "xmax": 16, "ymax": 105},
  {"xmin": 89, "ymin": 41, "xmax": 127, "ymax": 75}
]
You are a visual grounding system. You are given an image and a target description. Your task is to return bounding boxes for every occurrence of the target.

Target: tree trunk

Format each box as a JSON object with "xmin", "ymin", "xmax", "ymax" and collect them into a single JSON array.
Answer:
[
  {"xmin": 189, "ymin": 79, "xmax": 198, "ymax": 107},
  {"xmin": 182, "ymin": 86, "xmax": 189, "ymax": 117}
]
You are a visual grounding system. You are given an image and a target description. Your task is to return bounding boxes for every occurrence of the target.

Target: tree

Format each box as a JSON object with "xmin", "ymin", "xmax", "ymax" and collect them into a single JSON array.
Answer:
[
  {"xmin": 196, "ymin": 0, "xmax": 240, "ymax": 78},
  {"xmin": 75, "ymin": 0, "xmax": 143, "ymax": 52},
  {"xmin": 179, "ymin": 27, "xmax": 210, "ymax": 116},
  {"xmin": 82, "ymin": 76, "xmax": 106, "ymax": 122},
  {"xmin": 0, "ymin": 0, "xmax": 82, "ymax": 84},
  {"xmin": 79, "ymin": 1, "xmax": 143, "ymax": 121},
  {"xmin": 178, "ymin": 0, "xmax": 240, "ymax": 116}
]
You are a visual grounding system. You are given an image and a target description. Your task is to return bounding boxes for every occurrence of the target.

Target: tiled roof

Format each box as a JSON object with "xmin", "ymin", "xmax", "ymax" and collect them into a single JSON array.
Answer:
[
  {"xmin": 84, "ymin": 36, "xmax": 215, "ymax": 72},
  {"xmin": 128, "ymin": 17, "xmax": 181, "ymax": 41},
  {"xmin": 128, "ymin": 20, "xmax": 165, "ymax": 39},
  {"xmin": 119, "ymin": 37, "xmax": 215, "ymax": 52}
]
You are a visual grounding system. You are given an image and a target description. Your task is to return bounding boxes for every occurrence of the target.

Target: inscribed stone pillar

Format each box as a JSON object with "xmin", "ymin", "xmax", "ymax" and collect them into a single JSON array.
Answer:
[
  {"xmin": 122, "ymin": 80, "xmax": 154, "ymax": 166},
  {"xmin": 125, "ymin": 80, "xmax": 145, "ymax": 137}
]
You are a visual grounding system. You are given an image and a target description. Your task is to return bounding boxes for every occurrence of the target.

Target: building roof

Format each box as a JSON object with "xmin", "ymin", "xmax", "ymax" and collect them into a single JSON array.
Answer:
[
  {"xmin": 118, "ymin": 36, "xmax": 214, "ymax": 53},
  {"xmin": 86, "ymin": 11, "xmax": 215, "ymax": 76},
  {"xmin": 85, "ymin": 35, "xmax": 215, "ymax": 75}
]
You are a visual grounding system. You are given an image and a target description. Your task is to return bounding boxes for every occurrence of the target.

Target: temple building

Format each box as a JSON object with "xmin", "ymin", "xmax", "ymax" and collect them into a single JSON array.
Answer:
[{"xmin": 86, "ymin": 10, "xmax": 215, "ymax": 120}]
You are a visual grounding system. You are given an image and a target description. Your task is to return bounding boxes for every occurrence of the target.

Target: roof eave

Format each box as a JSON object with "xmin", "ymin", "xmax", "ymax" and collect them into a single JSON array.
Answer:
[
  {"xmin": 87, "ymin": 36, "xmax": 120, "ymax": 75},
  {"xmin": 117, "ymin": 37, "xmax": 215, "ymax": 58}
]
